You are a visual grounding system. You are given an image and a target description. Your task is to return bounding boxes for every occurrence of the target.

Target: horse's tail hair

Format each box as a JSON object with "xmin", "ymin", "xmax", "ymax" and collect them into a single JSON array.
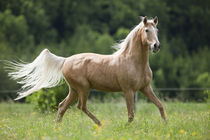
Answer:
[{"xmin": 6, "ymin": 49, "xmax": 65, "ymax": 100}]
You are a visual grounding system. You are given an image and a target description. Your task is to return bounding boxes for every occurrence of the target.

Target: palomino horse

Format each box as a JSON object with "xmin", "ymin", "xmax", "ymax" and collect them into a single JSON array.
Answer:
[{"xmin": 7, "ymin": 16, "xmax": 166, "ymax": 125}]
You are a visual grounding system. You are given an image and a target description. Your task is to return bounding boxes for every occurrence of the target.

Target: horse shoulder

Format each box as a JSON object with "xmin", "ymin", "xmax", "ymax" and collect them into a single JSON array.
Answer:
[{"xmin": 143, "ymin": 65, "xmax": 153, "ymax": 86}]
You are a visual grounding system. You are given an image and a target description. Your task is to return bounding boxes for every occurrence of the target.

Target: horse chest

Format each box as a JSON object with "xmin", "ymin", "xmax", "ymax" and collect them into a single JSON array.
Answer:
[
  {"xmin": 125, "ymin": 66, "xmax": 152, "ymax": 90},
  {"xmin": 141, "ymin": 71, "xmax": 152, "ymax": 87},
  {"xmin": 141, "ymin": 67, "xmax": 153, "ymax": 88}
]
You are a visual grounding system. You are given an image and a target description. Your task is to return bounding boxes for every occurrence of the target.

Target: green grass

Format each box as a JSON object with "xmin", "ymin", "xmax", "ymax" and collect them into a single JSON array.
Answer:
[{"xmin": 0, "ymin": 101, "xmax": 209, "ymax": 140}]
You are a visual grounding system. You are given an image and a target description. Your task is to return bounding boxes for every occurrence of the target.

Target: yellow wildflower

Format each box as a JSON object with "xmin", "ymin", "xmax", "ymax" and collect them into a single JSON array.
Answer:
[
  {"xmin": 31, "ymin": 112, "xmax": 36, "ymax": 115},
  {"xmin": 41, "ymin": 136, "xmax": 45, "ymax": 140},
  {"xmin": 101, "ymin": 120, "xmax": 106, "ymax": 126},
  {"xmin": 93, "ymin": 124, "xmax": 98, "ymax": 130},
  {"xmin": 58, "ymin": 135, "xmax": 62, "ymax": 139},
  {"xmin": 97, "ymin": 125, "xmax": 102, "ymax": 133},
  {"xmin": 106, "ymin": 138, "xmax": 113, "ymax": 140},
  {"xmin": 192, "ymin": 131, "xmax": 197, "ymax": 136},
  {"xmin": 179, "ymin": 129, "xmax": 185, "ymax": 133},
  {"xmin": 120, "ymin": 137, "xmax": 126, "ymax": 140}
]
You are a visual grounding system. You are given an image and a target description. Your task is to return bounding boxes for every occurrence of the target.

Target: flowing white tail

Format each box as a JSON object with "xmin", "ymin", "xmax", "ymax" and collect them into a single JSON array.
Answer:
[{"xmin": 6, "ymin": 49, "xmax": 65, "ymax": 100}]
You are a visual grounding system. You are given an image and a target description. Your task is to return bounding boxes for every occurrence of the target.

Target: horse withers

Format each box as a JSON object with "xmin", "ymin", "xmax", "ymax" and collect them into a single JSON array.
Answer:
[{"xmin": 7, "ymin": 16, "xmax": 166, "ymax": 126}]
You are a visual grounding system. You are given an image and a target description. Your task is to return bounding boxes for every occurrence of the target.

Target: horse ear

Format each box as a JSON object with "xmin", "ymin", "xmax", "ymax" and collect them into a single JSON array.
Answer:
[
  {"xmin": 139, "ymin": 16, "xmax": 144, "ymax": 21},
  {"xmin": 143, "ymin": 16, "xmax": 147, "ymax": 25},
  {"xmin": 154, "ymin": 16, "xmax": 158, "ymax": 26}
]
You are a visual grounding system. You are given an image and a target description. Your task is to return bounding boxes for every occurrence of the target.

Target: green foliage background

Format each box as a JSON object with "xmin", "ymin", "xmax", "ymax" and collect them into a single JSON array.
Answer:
[{"xmin": 0, "ymin": 0, "xmax": 209, "ymax": 101}]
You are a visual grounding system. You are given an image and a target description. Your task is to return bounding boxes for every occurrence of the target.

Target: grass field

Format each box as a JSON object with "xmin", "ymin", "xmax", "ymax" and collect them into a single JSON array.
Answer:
[{"xmin": 0, "ymin": 101, "xmax": 209, "ymax": 140}]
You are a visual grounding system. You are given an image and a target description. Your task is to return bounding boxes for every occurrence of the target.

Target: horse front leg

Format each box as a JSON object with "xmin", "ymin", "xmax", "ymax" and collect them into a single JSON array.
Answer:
[
  {"xmin": 124, "ymin": 90, "xmax": 135, "ymax": 123},
  {"xmin": 140, "ymin": 85, "xmax": 166, "ymax": 122}
]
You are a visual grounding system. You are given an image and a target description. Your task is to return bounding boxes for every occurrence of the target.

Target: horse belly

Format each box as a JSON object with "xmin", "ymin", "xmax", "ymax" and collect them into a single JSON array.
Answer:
[
  {"xmin": 90, "ymin": 79, "xmax": 121, "ymax": 92},
  {"xmin": 87, "ymin": 63, "xmax": 121, "ymax": 92},
  {"xmin": 88, "ymin": 71, "xmax": 121, "ymax": 92}
]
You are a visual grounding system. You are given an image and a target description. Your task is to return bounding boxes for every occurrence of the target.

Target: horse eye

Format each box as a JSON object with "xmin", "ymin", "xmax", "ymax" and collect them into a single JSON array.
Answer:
[{"xmin": 145, "ymin": 29, "xmax": 149, "ymax": 33}]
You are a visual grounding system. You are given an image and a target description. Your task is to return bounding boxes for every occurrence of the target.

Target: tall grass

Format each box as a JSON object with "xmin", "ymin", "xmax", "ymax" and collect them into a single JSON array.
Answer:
[{"xmin": 0, "ymin": 101, "xmax": 209, "ymax": 140}]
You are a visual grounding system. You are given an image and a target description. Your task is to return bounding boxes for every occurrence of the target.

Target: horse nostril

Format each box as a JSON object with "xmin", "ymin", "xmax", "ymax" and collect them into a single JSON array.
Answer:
[
  {"xmin": 154, "ymin": 43, "xmax": 160, "ymax": 49},
  {"xmin": 154, "ymin": 43, "xmax": 157, "ymax": 49}
]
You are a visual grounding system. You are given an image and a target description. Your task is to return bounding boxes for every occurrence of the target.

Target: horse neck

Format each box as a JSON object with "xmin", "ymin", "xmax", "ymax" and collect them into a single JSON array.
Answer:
[{"xmin": 122, "ymin": 34, "xmax": 149, "ymax": 68}]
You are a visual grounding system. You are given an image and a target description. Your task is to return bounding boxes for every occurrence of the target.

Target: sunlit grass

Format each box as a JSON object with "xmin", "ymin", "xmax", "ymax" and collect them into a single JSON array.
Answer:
[{"xmin": 0, "ymin": 101, "xmax": 209, "ymax": 140}]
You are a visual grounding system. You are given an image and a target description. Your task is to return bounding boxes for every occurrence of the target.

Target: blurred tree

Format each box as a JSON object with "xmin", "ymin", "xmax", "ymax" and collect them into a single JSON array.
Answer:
[
  {"xmin": 0, "ymin": 9, "xmax": 34, "ymax": 55},
  {"xmin": 165, "ymin": 0, "xmax": 210, "ymax": 51},
  {"xmin": 0, "ymin": 0, "xmax": 209, "ymax": 101}
]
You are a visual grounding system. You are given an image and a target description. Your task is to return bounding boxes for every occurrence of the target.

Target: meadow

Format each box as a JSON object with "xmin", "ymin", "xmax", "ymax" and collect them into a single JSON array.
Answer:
[{"xmin": 0, "ymin": 101, "xmax": 209, "ymax": 140}]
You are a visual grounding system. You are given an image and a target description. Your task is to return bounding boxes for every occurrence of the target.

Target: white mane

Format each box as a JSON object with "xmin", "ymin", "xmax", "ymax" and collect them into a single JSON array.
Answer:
[
  {"xmin": 113, "ymin": 22, "xmax": 143, "ymax": 55},
  {"xmin": 113, "ymin": 19, "xmax": 154, "ymax": 55}
]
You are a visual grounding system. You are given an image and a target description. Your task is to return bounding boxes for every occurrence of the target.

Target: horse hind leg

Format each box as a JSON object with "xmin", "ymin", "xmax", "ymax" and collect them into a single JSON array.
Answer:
[
  {"xmin": 57, "ymin": 88, "xmax": 78, "ymax": 122},
  {"xmin": 77, "ymin": 89, "xmax": 101, "ymax": 126}
]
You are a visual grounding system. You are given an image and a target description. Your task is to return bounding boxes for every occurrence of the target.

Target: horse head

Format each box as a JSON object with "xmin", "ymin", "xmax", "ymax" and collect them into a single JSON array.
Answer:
[{"xmin": 139, "ymin": 16, "xmax": 160, "ymax": 53}]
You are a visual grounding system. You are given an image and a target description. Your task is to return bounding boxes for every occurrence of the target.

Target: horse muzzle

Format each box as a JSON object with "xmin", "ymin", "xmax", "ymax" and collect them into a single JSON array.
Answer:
[{"xmin": 151, "ymin": 43, "xmax": 160, "ymax": 53}]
